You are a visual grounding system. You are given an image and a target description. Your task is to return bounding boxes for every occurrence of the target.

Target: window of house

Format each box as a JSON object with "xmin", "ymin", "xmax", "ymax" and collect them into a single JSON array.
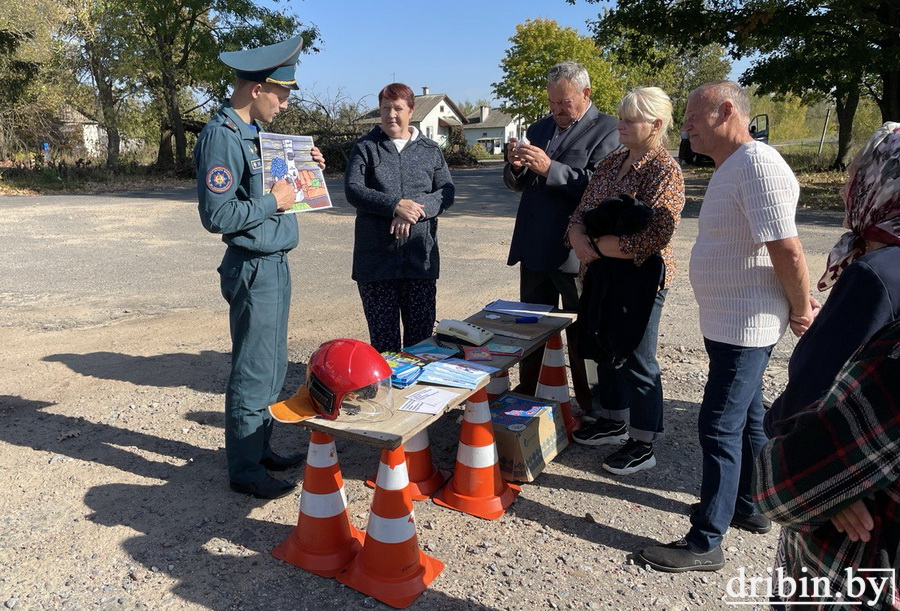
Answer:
[
  {"xmin": 440, "ymin": 105, "xmax": 445, "ymax": 112},
  {"xmin": 426, "ymin": 126, "xmax": 434, "ymax": 138},
  {"xmin": 483, "ymin": 132, "xmax": 488, "ymax": 137}
]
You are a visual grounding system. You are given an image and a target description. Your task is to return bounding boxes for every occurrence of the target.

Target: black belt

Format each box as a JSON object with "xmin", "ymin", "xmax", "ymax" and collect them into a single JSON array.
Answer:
[{"xmin": 228, "ymin": 245, "xmax": 288, "ymax": 260}]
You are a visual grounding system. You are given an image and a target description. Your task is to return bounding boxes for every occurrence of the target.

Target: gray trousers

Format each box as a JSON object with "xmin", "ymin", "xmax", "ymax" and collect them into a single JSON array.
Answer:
[{"xmin": 517, "ymin": 265, "xmax": 591, "ymax": 408}]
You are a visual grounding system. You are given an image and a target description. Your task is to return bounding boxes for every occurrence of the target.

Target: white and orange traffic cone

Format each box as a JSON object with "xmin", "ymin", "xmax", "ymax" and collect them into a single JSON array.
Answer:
[
  {"xmin": 337, "ymin": 446, "xmax": 443, "ymax": 608},
  {"xmin": 402, "ymin": 429, "xmax": 449, "ymax": 500},
  {"xmin": 365, "ymin": 429, "xmax": 448, "ymax": 500},
  {"xmin": 535, "ymin": 332, "xmax": 581, "ymax": 440},
  {"xmin": 486, "ymin": 369, "xmax": 510, "ymax": 403},
  {"xmin": 272, "ymin": 431, "xmax": 364, "ymax": 578},
  {"xmin": 433, "ymin": 387, "xmax": 520, "ymax": 520}
]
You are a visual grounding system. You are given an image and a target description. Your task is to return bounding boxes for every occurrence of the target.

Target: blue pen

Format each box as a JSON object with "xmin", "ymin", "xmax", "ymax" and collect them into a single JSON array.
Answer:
[{"xmin": 515, "ymin": 316, "xmax": 539, "ymax": 324}]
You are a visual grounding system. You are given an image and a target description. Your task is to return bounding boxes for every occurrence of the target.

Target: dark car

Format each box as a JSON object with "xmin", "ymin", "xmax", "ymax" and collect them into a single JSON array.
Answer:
[{"xmin": 679, "ymin": 114, "xmax": 769, "ymax": 166}]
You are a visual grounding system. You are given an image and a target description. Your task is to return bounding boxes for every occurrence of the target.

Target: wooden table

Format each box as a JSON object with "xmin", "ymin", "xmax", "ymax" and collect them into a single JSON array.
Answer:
[
  {"xmin": 275, "ymin": 308, "xmax": 578, "ymax": 605},
  {"xmin": 296, "ymin": 309, "xmax": 576, "ymax": 448}
]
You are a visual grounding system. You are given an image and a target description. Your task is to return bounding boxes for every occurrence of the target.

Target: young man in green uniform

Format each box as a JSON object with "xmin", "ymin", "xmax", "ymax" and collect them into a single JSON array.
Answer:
[{"xmin": 194, "ymin": 35, "xmax": 326, "ymax": 499}]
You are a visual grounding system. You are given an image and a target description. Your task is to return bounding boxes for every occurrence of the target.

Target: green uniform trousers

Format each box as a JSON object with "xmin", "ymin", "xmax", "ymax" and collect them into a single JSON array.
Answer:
[{"xmin": 219, "ymin": 246, "xmax": 291, "ymax": 484}]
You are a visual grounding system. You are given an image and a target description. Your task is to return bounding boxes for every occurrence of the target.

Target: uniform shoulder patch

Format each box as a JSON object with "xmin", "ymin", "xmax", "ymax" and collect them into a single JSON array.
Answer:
[
  {"xmin": 206, "ymin": 166, "xmax": 234, "ymax": 194},
  {"xmin": 223, "ymin": 119, "xmax": 239, "ymax": 132}
]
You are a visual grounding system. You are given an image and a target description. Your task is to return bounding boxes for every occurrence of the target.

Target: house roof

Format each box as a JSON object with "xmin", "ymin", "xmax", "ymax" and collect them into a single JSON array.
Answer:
[
  {"xmin": 463, "ymin": 107, "xmax": 517, "ymax": 130},
  {"xmin": 58, "ymin": 104, "xmax": 97, "ymax": 125},
  {"xmin": 358, "ymin": 93, "xmax": 468, "ymax": 125}
]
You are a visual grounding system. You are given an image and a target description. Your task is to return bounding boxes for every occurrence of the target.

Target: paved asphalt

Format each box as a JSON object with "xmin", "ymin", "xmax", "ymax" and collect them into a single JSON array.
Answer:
[{"xmin": 0, "ymin": 162, "xmax": 846, "ymax": 350}]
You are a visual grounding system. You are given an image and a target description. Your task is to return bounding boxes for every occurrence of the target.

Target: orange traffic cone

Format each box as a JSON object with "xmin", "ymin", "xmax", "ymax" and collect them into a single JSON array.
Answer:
[
  {"xmin": 337, "ymin": 446, "xmax": 443, "ymax": 608},
  {"xmin": 535, "ymin": 332, "xmax": 581, "ymax": 440},
  {"xmin": 272, "ymin": 431, "xmax": 364, "ymax": 578},
  {"xmin": 486, "ymin": 369, "xmax": 510, "ymax": 402},
  {"xmin": 365, "ymin": 429, "xmax": 448, "ymax": 500},
  {"xmin": 433, "ymin": 387, "xmax": 520, "ymax": 520}
]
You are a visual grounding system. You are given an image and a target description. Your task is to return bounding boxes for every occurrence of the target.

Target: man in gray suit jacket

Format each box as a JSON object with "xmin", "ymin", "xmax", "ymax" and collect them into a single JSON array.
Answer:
[{"xmin": 504, "ymin": 61, "xmax": 620, "ymax": 409}]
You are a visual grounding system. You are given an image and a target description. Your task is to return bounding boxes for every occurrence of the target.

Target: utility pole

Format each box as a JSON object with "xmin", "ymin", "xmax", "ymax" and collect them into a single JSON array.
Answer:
[{"xmin": 817, "ymin": 108, "xmax": 831, "ymax": 156}]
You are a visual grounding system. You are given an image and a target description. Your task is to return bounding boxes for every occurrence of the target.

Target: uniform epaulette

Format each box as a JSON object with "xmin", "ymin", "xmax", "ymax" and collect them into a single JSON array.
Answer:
[{"xmin": 223, "ymin": 118, "xmax": 239, "ymax": 132}]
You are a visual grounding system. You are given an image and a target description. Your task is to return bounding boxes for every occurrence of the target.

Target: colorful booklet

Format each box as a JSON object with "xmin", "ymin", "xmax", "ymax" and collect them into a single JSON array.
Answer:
[
  {"xmin": 402, "ymin": 343, "xmax": 459, "ymax": 362},
  {"xmin": 381, "ymin": 351, "xmax": 427, "ymax": 388},
  {"xmin": 463, "ymin": 346, "xmax": 492, "ymax": 361},
  {"xmin": 484, "ymin": 342, "xmax": 524, "ymax": 356},
  {"xmin": 489, "ymin": 393, "xmax": 556, "ymax": 428},
  {"xmin": 258, "ymin": 132, "xmax": 332, "ymax": 213},
  {"xmin": 418, "ymin": 358, "xmax": 499, "ymax": 389}
]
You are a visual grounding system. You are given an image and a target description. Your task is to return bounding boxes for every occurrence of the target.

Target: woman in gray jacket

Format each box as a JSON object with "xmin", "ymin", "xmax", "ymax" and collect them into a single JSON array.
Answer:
[{"xmin": 344, "ymin": 82, "xmax": 455, "ymax": 352}]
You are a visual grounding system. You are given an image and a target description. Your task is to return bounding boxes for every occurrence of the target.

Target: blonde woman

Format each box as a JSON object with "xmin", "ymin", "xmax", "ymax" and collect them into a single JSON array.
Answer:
[{"xmin": 566, "ymin": 87, "xmax": 685, "ymax": 475}]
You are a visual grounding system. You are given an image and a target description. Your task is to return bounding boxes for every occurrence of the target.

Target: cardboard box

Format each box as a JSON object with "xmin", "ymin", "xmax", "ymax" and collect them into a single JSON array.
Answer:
[{"xmin": 489, "ymin": 392, "xmax": 569, "ymax": 482}]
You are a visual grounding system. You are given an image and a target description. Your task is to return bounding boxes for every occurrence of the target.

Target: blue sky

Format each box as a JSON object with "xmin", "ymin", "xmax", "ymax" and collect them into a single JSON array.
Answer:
[{"xmin": 276, "ymin": 0, "xmax": 747, "ymax": 109}]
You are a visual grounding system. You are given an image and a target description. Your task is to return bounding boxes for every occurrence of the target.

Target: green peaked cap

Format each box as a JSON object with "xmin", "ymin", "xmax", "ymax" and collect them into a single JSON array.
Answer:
[{"xmin": 219, "ymin": 34, "xmax": 304, "ymax": 90}]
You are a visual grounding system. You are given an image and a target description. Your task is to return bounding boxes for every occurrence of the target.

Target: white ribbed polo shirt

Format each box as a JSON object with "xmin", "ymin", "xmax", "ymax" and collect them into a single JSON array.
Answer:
[{"xmin": 689, "ymin": 141, "xmax": 799, "ymax": 347}]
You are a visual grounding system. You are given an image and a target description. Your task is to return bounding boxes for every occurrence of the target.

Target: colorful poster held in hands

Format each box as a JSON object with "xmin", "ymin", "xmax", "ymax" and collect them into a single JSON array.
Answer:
[{"xmin": 259, "ymin": 132, "xmax": 333, "ymax": 213}]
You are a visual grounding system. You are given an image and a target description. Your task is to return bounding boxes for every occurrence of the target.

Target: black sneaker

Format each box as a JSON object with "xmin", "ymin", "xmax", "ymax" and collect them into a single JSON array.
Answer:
[
  {"xmin": 687, "ymin": 502, "xmax": 772, "ymax": 534},
  {"xmin": 573, "ymin": 418, "xmax": 627, "ymax": 446},
  {"xmin": 638, "ymin": 538, "xmax": 725, "ymax": 573},
  {"xmin": 602, "ymin": 439, "xmax": 655, "ymax": 475}
]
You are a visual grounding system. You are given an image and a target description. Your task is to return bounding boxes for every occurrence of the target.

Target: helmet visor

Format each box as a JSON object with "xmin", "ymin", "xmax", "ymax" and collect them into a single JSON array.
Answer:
[{"xmin": 341, "ymin": 376, "xmax": 394, "ymax": 422}]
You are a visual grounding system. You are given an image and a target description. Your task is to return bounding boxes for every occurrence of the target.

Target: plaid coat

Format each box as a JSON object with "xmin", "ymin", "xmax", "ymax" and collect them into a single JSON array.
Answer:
[{"xmin": 754, "ymin": 319, "xmax": 900, "ymax": 609}]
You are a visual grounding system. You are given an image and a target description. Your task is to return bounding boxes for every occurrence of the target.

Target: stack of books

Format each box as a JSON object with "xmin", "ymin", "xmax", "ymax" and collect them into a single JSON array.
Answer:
[
  {"xmin": 418, "ymin": 358, "xmax": 500, "ymax": 389},
  {"xmin": 381, "ymin": 352, "xmax": 427, "ymax": 388}
]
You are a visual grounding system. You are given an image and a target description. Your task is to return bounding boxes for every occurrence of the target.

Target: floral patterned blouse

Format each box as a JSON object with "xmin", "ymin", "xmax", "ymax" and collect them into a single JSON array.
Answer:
[{"xmin": 567, "ymin": 146, "xmax": 685, "ymax": 288}]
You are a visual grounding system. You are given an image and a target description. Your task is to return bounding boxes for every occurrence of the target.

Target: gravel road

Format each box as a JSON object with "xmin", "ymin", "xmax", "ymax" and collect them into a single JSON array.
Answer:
[{"xmin": 0, "ymin": 165, "xmax": 845, "ymax": 610}]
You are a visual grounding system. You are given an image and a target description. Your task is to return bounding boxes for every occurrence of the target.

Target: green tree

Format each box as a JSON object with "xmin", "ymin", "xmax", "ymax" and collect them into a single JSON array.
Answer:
[
  {"xmin": 747, "ymin": 89, "xmax": 811, "ymax": 141},
  {"xmin": 457, "ymin": 98, "xmax": 492, "ymax": 117},
  {"xmin": 0, "ymin": 0, "xmax": 68, "ymax": 157},
  {"xmin": 492, "ymin": 18, "xmax": 622, "ymax": 123},
  {"xmin": 597, "ymin": 25, "xmax": 730, "ymax": 139},
  {"xmin": 582, "ymin": 0, "xmax": 900, "ymax": 169},
  {"xmin": 109, "ymin": 0, "xmax": 319, "ymax": 171},
  {"xmin": 0, "ymin": 30, "xmax": 39, "ymax": 108},
  {"xmin": 58, "ymin": 0, "xmax": 144, "ymax": 166}
]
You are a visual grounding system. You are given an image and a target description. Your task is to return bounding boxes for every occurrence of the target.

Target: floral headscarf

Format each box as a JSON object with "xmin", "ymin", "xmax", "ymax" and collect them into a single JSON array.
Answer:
[{"xmin": 818, "ymin": 122, "xmax": 900, "ymax": 290}]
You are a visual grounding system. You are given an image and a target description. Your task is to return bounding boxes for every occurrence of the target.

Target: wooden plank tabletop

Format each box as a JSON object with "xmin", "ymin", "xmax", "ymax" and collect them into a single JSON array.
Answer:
[{"xmin": 295, "ymin": 309, "xmax": 576, "ymax": 449}]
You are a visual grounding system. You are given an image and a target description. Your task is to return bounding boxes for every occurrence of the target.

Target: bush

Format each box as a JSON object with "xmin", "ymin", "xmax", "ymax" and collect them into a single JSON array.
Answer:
[
  {"xmin": 443, "ymin": 147, "xmax": 479, "ymax": 168},
  {"xmin": 0, "ymin": 160, "xmax": 184, "ymax": 194},
  {"xmin": 469, "ymin": 143, "xmax": 491, "ymax": 160}
]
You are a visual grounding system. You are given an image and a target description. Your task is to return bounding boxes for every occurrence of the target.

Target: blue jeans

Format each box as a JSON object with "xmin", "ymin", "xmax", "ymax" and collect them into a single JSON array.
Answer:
[
  {"xmin": 589, "ymin": 289, "xmax": 667, "ymax": 443},
  {"xmin": 686, "ymin": 338, "xmax": 772, "ymax": 551}
]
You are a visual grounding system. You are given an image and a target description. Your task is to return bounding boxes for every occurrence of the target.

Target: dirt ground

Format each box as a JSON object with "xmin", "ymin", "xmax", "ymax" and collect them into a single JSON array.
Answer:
[{"xmin": 0, "ymin": 166, "xmax": 846, "ymax": 610}]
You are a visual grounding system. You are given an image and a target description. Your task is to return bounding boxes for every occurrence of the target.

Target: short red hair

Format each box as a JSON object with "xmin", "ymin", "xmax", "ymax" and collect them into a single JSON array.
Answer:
[{"xmin": 378, "ymin": 82, "xmax": 415, "ymax": 108}]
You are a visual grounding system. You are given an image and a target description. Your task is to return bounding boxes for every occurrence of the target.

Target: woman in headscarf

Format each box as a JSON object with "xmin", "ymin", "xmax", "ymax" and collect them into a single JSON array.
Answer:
[{"xmin": 764, "ymin": 122, "xmax": 900, "ymax": 438}]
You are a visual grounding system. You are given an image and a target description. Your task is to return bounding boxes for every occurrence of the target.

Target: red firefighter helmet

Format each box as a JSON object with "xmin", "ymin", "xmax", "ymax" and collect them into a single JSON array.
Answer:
[{"xmin": 306, "ymin": 338, "xmax": 393, "ymax": 421}]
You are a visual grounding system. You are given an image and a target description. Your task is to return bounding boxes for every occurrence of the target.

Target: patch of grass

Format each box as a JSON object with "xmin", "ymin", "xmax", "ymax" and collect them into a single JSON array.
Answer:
[
  {"xmin": 0, "ymin": 162, "xmax": 192, "ymax": 196},
  {"xmin": 777, "ymin": 143, "xmax": 847, "ymax": 210},
  {"xmin": 685, "ymin": 146, "xmax": 846, "ymax": 211},
  {"xmin": 795, "ymin": 171, "xmax": 845, "ymax": 210}
]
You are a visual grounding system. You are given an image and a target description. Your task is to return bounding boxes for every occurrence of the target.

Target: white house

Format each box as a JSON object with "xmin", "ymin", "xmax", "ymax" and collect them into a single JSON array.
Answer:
[
  {"xmin": 462, "ymin": 106, "xmax": 526, "ymax": 155},
  {"xmin": 57, "ymin": 105, "xmax": 143, "ymax": 159},
  {"xmin": 358, "ymin": 87, "xmax": 468, "ymax": 147}
]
